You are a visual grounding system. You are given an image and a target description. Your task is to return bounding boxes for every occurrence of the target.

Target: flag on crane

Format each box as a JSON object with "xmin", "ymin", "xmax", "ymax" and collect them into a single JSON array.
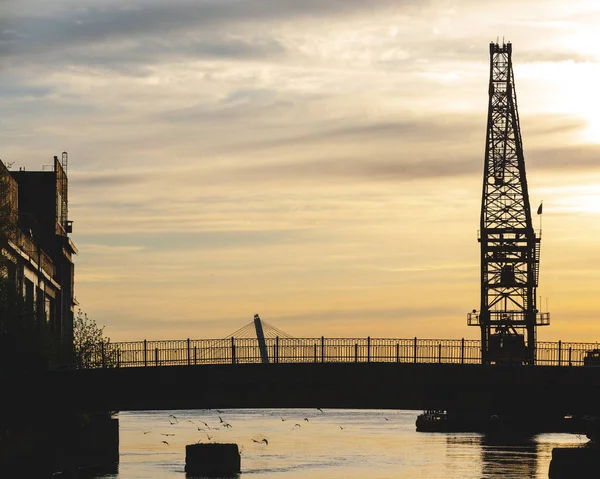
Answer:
[{"xmin": 537, "ymin": 201, "xmax": 543, "ymax": 215}]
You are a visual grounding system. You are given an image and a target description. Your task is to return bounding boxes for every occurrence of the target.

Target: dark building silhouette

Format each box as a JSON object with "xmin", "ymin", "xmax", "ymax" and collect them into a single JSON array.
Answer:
[{"xmin": 0, "ymin": 153, "xmax": 77, "ymax": 347}]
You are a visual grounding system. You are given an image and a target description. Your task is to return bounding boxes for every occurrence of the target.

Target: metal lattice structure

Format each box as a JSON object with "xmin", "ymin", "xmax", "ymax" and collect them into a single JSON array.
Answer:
[{"xmin": 467, "ymin": 42, "xmax": 549, "ymax": 364}]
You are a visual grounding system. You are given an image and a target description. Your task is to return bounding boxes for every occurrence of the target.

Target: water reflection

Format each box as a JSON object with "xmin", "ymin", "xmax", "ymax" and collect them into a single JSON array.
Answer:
[{"xmin": 447, "ymin": 433, "xmax": 538, "ymax": 478}]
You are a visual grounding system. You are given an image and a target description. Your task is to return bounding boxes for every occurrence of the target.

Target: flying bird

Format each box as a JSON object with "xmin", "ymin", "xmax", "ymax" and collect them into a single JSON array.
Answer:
[
  {"xmin": 168, "ymin": 414, "xmax": 178, "ymax": 422},
  {"xmin": 219, "ymin": 416, "xmax": 224, "ymax": 423},
  {"xmin": 161, "ymin": 441, "xmax": 169, "ymax": 445},
  {"xmin": 186, "ymin": 420, "xmax": 195, "ymax": 424},
  {"xmin": 339, "ymin": 426, "xmax": 345, "ymax": 430},
  {"xmin": 161, "ymin": 433, "xmax": 175, "ymax": 437},
  {"xmin": 201, "ymin": 421, "xmax": 210, "ymax": 428},
  {"xmin": 197, "ymin": 427, "xmax": 205, "ymax": 431},
  {"xmin": 280, "ymin": 417, "xmax": 286, "ymax": 422},
  {"xmin": 216, "ymin": 409, "xmax": 224, "ymax": 413},
  {"xmin": 223, "ymin": 423, "xmax": 232, "ymax": 429},
  {"xmin": 384, "ymin": 417, "xmax": 389, "ymax": 421},
  {"xmin": 304, "ymin": 418, "xmax": 309, "ymax": 422},
  {"xmin": 252, "ymin": 438, "xmax": 268, "ymax": 445},
  {"xmin": 317, "ymin": 408, "xmax": 323, "ymax": 413},
  {"xmin": 141, "ymin": 430, "xmax": 151, "ymax": 434},
  {"xmin": 294, "ymin": 424, "xmax": 301, "ymax": 428},
  {"xmin": 207, "ymin": 434, "xmax": 213, "ymax": 441}
]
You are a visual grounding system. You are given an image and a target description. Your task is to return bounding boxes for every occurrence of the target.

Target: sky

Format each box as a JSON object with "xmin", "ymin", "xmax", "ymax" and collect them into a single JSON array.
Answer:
[{"xmin": 2, "ymin": 0, "xmax": 600, "ymax": 342}]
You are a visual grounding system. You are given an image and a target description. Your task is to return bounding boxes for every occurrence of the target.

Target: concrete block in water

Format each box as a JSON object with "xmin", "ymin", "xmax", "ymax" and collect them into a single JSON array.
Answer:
[
  {"xmin": 548, "ymin": 446, "xmax": 600, "ymax": 479},
  {"xmin": 185, "ymin": 443, "xmax": 241, "ymax": 477}
]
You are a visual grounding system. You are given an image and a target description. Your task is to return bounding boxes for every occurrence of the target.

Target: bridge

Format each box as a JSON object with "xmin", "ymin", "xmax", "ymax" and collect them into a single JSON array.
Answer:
[{"xmin": 4, "ymin": 326, "xmax": 600, "ymax": 418}]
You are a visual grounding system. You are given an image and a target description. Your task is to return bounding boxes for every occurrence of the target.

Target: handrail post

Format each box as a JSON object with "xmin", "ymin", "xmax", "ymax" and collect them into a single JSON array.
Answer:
[
  {"xmin": 355, "ymin": 343, "xmax": 358, "ymax": 362},
  {"xmin": 321, "ymin": 336, "xmax": 325, "ymax": 363},
  {"xmin": 557, "ymin": 340, "xmax": 562, "ymax": 366},
  {"xmin": 155, "ymin": 347, "xmax": 159, "ymax": 366},
  {"xmin": 144, "ymin": 339, "xmax": 147, "ymax": 367},
  {"xmin": 314, "ymin": 343, "xmax": 317, "ymax": 363},
  {"xmin": 438, "ymin": 343, "xmax": 442, "ymax": 363},
  {"xmin": 367, "ymin": 336, "xmax": 371, "ymax": 363},
  {"xmin": 396, "ymin": 343, "xmax": 400, "ymax": 363},
  {"xmin": 194, "ymin": 346, "xmax": 197, "ymax": 365},
  {"xmin": 461, "ymin": 338, "xmax": 465, "ymax": 364},
  {"xmin": 276, "ymin": 336, "xmax": 279, "ymax": 363},
  {"xmin": 101, "ymin": 342, "xmax": 106, "ymax": 368},
  {"xmin": 568, "ymin": 347, "xmax": 572, "ymax": 366},
  {"xmin": 187, "ymin": 338, "xmax": 191, "ymax": 366},
  {"xmin": 117, "ymin": 349, "xmax": 121, "ymax": 368},
  {"xmin": 413, "ymin": 337, "xmax": 417, "ymax": 363}
]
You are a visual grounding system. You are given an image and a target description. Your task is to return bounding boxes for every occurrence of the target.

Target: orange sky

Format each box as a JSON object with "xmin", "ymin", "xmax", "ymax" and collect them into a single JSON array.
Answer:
[{"xmin": 2, "ymin": 1, "xmax": 600, "ymax": 341}]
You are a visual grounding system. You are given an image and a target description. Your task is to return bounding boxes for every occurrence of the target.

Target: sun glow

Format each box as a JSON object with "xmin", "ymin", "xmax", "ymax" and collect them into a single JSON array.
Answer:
[{"xmin": 549, "ymin": 183, "xmax": 600, "ymax": 214}]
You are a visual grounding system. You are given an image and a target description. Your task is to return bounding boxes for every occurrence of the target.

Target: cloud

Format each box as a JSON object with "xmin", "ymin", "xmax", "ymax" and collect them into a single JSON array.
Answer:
[
  {"xmin": 528, "ymin": 144, "xmax": 600, "ymax": 171},
  {"xmin": 0, "ymin": 0, "xmax": 421, "ymax": 60},
  {"xmin": 72, "ymin": 171, "xmax": 154, "ymax": 188}
]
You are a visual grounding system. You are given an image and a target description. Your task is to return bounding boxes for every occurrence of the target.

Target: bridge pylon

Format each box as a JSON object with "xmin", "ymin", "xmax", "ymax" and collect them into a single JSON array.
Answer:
[
  {"xmin": 467, "ymin": 41, "xmax": 550, "ymax": 365},
  {"xmin": 254, "ymin": 314, "xmax": 270, "ymax": 364}
]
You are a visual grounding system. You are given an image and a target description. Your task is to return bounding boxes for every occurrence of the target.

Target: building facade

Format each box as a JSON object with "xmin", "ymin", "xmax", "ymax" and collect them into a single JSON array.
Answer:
[{"xmin": 0, "ymin": 154, "xmax": 77, "ymax": 348}]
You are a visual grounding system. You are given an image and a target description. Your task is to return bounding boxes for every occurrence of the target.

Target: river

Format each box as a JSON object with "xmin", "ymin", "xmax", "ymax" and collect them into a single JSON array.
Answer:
[{"xmin": 91, "ymin": 409, "xmax": 587, "ymax": 478}]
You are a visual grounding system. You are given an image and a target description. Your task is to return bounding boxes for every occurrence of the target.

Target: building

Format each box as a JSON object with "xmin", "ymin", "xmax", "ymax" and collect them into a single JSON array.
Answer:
[{"xmin": 0, "ymin": 153, "xmax": 77, "ymax": 349}]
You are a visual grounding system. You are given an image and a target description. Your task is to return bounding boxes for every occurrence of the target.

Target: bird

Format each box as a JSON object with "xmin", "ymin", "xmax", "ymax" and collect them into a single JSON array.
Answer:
[
  {"xmin": 197, "ymin": 427, "xmax": 205, "ymax": 431},
  {"xmin": 207, "ymin": 434, "xmax": 213, "ymax": 441},
  {"xmin": 317, "ymin": 408, "xmax": 323, "ymax": 413},
  {"xmin": 161, "ymin": 441, "xmax": 169, "ymax": 445},
  {"xmin": 252, "ymin": 438, "xmax": 268, "ymax": 445},
  {"xmin": 304, "ymin": 418, "xmax": 309, "ymax": 422},
  {"xmin": 201, "ymin": 421, "xmax": 210, "ymax": 428},
  {"xmin": 161, "ymin": 433, "xmax": 175, "ymax": 437},
  {"xmin": 339, "ymin": 426, "xmax": 345, "ymax": 430},
  {"xmin": 280, "ymin": 417, "xmax": 285, "ymax": 422},
  {"xmin": 223, "ymin": 423, "xmax": 232, "ymax": 429},
  {"xmin": 186, "ymin": 420, "xmax": 195, "ymax": 424},
  {"xmin": 141, "ymin": 430, "xmax": 151, "ymax": 434},
  {"xmin": 216, "ymin": 409, "xmax": 224, "ymax": 413},
  {"xmin": 168, "ymin": 414, "xmax": 178, "ymax": 423},
  {"xmin": 219, "ymin": 416, "xmax": 224, "ymax": 423},
  {"xmin": 384, "ymin": 417, "xmax": 389, "ymax": 421},
  {"xmin": 294, "ymin": 424, "xmax": 301, "ymax": 428}
]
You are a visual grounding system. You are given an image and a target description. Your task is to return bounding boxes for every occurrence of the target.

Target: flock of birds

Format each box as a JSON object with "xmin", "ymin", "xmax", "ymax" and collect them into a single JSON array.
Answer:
[{"xmin": 139, "ymin": 407, "xmax": 383, "ymax": 447}]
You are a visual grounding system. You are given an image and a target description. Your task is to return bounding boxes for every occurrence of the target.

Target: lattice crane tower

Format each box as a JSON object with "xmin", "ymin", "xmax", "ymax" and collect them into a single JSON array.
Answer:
[{"xmin": 467, "ymin": 41, "xmax": 550, "ymax": 365}]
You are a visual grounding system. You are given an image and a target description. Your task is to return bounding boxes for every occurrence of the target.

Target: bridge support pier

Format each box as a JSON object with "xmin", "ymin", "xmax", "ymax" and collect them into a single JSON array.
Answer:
[{"xmin": 0, "ymin": 409, "xmax": 119, "ymax": 476}]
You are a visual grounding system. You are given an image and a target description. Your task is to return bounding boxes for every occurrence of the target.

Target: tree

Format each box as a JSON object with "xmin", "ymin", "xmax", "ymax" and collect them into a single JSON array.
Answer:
[
  {"xmin": 73, "ymin": 309, "xmax": 116, "ymax": 368},
  {"xmin": 0, "ymin": 162, "xmax": 18, "ymax": 239}
]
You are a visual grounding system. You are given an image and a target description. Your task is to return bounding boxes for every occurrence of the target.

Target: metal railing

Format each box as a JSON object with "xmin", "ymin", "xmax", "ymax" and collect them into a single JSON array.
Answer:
[{"xmin": 77, "ymin": 337, "xmax": 600, "ymax": 369}]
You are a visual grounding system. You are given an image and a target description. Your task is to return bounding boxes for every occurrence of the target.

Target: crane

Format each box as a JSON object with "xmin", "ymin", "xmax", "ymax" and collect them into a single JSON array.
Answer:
[{"xmin": 467, "ymin": 41, "xmax": 550, "ymax": 365}]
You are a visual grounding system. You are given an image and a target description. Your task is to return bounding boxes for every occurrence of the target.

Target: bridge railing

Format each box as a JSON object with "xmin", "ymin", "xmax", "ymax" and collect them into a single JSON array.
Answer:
[{"xmin": 79, "ymin": 337, "xmax": 600, "ymax": 369}]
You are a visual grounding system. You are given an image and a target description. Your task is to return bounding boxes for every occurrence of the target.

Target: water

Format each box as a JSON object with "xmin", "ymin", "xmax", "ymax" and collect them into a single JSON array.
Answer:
[{"xmin": 93, "ymin": 409, "xmax": 587, "ymax": 479}]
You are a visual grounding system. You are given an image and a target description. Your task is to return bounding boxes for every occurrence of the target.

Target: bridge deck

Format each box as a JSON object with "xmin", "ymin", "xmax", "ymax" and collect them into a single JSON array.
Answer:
[{"xmin": 4, "ymin": 362, "xmax": 600, "ymax": 417}]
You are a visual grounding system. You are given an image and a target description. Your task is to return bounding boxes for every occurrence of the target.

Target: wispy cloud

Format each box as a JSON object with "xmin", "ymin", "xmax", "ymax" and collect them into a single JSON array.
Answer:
[{"xmin": 2, "ymin": 0, "xmax": 599, "ymax": 341}]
